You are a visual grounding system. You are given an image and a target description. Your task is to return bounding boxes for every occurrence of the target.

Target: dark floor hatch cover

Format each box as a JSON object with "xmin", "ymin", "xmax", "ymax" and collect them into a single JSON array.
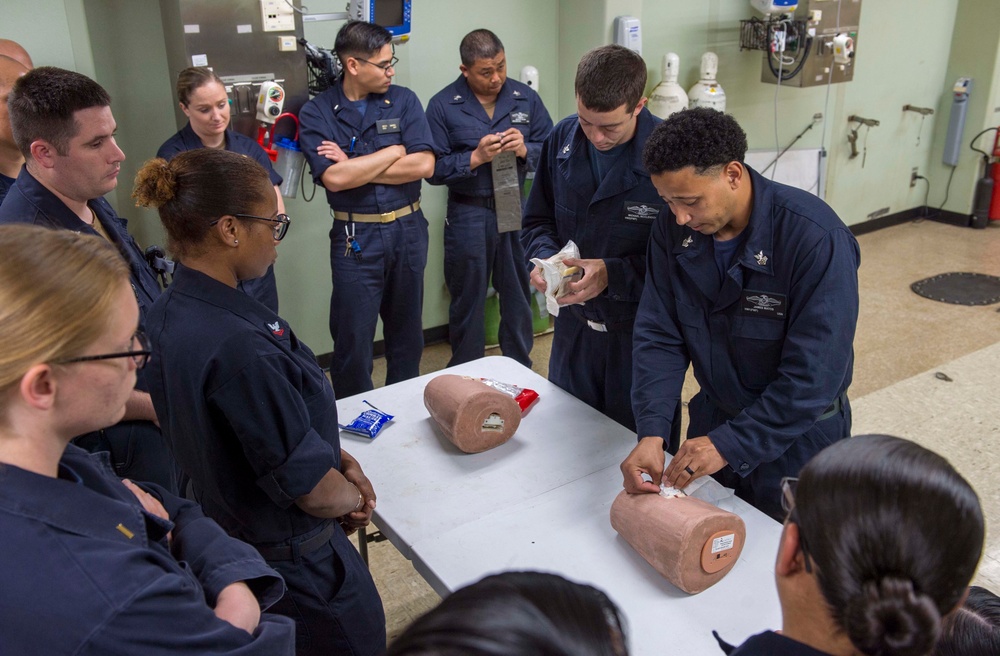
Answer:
[{"xmin": 910, "ymin": 272, "xmax": 1000, "ymax": 306}]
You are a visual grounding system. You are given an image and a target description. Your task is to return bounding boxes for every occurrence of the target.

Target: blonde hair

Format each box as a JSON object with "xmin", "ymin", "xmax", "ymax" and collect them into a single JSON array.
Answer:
[{"xmin": 0, "ymin": 225, "xmax": 130, "ymax": 401}]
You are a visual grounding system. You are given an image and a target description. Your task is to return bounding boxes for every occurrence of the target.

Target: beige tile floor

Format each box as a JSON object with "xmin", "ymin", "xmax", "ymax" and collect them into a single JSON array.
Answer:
[{"xmin": 357, "ymin": 219, "xmax": 1000, "ymax": 642}]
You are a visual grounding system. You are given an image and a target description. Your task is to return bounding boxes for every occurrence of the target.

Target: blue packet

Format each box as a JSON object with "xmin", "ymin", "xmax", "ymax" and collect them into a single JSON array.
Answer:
[{"xmin": 339, "ymin": 400, "xmax": 394, "ymax": 439}]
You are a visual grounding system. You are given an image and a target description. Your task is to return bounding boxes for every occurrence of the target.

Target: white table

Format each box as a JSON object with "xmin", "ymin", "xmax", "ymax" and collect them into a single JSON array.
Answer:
[{"xmin": 339, "ymin": 356, "xmax": 783, "ymax": 654}]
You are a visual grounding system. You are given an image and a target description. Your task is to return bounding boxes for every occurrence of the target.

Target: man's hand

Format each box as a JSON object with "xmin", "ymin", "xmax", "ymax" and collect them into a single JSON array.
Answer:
[
  {"xmin": 122, "ymin": 479, "xmax": 169, "ymax": 521},
  {"xmin": 662, "ymin": 436, "xmax": 728, "ymax": 489},
  {"xmin": 529, "ymin": 265, "xmax": 547, "ymax": 293},
  {"xmin": 122, "ymin": 479, "xmax": 172, "ymax": 543},
  {"xmin": 470, "ymin": 132, "xmax": 504, "ymax": 170},
  {"xmin": 498, "ymin": 127, "xmax": 527, "ymax": 159},
  {"xmin": 339, "ymin": 451, "xmax": 376, "ymax": 535},
  {"xmin": 557, "ymin": 257, "xmax": 608, "ymax": 305},
  {"xmin": 317, "ymin": 140, "xmax": 348, "ymax": 163},
  {"xmin": 214, "ymin": 582, "xmax": 261, "ymax": 635},
  {"xmin": 123, "ymin": 390, "xmax": 159, "ymax": 426},
  {"xmin": 620, "ymin": 437, "xmax": 667, "ymax": 494}
]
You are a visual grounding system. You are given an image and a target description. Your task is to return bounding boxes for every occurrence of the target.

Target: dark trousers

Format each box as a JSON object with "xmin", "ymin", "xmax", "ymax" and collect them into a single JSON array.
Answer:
[
  {"xmin": 328, "ymin": 214, "xmax": 428, "ymax": 399},
  {"xmin": 72, "ymin": 421, "xmax": 181, "ymax": 495},
  {"xmin": 267, "ymin": 524, "xmax": 386, "ymax": 656},
  {"xmin": 444, "ymin": 199, "xmax": 533, "ymax": 368},
  {"xmin": 548, "ymin": 313, "xmax": 637, "ymax": 432},
  {"xmin": 239, "ymin": 264, "xmax": 279, "ymax": 314},
  {"xmin": 689, "ymin": 392, "xmax": 852, "ymax": 521}
]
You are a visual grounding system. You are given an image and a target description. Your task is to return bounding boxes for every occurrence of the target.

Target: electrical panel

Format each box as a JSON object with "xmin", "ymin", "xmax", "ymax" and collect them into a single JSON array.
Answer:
[
  {"xmin": 261, "ymin": 0, "xmax": 295, "ymax": 32},
  {"xmin": 741, "ymin": 0, "xmax": 862, "ymax": 88}
]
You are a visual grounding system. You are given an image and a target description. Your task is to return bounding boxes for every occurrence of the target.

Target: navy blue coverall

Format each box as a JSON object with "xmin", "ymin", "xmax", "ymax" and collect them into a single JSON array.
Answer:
[
  {"xmin": 0, "ymin": 444, "xmax": 295, "ymax": 655},
  {"xmin": 145, "ymin": 264, "xmax": 385, "ymax": 656},
  {"xmin": 157, "ymin": 123, "xmax": 283, "ymax": 313},
  {"xmin": 632, "ymin": 166, "xmax": 860, "ymax": 520},
  {"xmin": 299, "ymin": 81, "xmax": 435, "ymax": 399},
  {"xmin": 426, "ymin": 75, "xmax": 553, "ymax": 367},
  {"xmin": 0, "ymin": 167, "xmax": 179, "ymax": 494},
  {"xmin": 0, "ymin": 172, "xmax": 14, "ymax": 205},
  {"xmin": 716, "ymin": 631, "xmax": 833, "ymax": 655},
  {"xmin": 521, "ymin": 109, "xmax": 662, "ymax": 431}
]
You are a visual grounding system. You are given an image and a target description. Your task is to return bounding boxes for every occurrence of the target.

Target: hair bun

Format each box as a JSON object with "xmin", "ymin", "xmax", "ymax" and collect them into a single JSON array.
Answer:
[
  {"xmin": 843, "ymin": 577, "xmax": 941, "ymax": 656},
  {"xmin": 131, "ymin": 157, "xmax": 176, "ymax": 209}
]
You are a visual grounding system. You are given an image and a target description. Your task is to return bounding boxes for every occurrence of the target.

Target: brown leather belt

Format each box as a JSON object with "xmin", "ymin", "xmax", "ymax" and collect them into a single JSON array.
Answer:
[{"xmin": 333, "ymin": 200, "xmax": 420, "ymax": 223}]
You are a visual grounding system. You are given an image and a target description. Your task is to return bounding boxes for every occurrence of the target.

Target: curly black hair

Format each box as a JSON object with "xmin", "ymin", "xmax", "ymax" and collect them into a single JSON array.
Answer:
[{"xmin": 642, "ymin": 107, "xmax": 747, "ymax": 175}]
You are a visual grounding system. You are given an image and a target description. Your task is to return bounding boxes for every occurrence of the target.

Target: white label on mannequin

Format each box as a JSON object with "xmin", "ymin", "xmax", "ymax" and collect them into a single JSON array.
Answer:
[
  {"xmin": 712, "ymin": 533, "xmax": 735, "ymax": 553},
  {"xmin": 482, "ymin": 413, "xmax": 505, "ymax": 431}
]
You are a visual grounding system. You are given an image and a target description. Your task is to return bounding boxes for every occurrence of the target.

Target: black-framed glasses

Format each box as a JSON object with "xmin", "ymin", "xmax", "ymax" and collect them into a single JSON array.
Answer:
[
  {"xmin": 356, "ymin": 55, "xmax": 399, "ymax": 73},
  {"xmin": 55, "ymin": 331, "xmax": 152, "ymax": 369},
  {"xmin": 780, "ymin": 477, "xmax": 814, "ymax": 574},
  {"xmin": 227, "ymin": 213, "xmax": 291, "ymax": 241}
]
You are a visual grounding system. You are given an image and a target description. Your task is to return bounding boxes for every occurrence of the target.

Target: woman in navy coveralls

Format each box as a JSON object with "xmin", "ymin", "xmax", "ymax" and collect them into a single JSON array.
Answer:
[
  {"xmin": 157, "ymin": 66, "xmax": 285, "ymax": 313},
  {"xmin": 0, "ymin": 225, "xmax": 295, "ymax": 655},
  {"xmin": 136, "ymin": 149, "xmax": 385, "ymax": 656},
  {"xmin": 714, "ymin": 435, "xmax": 984, "ymax": 656}
]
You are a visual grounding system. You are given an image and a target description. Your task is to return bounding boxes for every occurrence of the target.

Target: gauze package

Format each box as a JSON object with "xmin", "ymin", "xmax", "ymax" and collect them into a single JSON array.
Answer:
[
  {"xmin": 339, "ymin": 400, "xmax": 394, "ymax": 439},
  {"xmin": 529, "ymin": 240, "xmax": 583, "ymax": 317}
]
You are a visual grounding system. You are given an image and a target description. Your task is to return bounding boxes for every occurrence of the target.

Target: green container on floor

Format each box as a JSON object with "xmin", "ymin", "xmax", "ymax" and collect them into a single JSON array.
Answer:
[
  {"xmin": 484, "ymin": 272, "xmax": 550, "ymax": 347},
  {"xmin": 531, "ymin": 290, "xmax": 549, "ymax": 334},
  {"xmin": 484, "ymin": 292, "xmax": 500, "ymax": 346}
]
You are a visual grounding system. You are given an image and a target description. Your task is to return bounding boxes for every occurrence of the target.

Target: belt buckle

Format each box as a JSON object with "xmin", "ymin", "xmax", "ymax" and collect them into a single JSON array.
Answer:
[
  {"xmin": 587, "ymin": 320, "xmax": 608, "ymax": 333},
  {"xmin": 379, "ymin": 210, "xmax": 396, "ymax": 223}
]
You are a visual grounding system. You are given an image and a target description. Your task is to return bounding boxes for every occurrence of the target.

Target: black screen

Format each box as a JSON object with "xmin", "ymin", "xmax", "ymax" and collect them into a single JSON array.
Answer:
[{"xmin": 374, "ymin": 0, "xmax": 404, "ymax": 27}]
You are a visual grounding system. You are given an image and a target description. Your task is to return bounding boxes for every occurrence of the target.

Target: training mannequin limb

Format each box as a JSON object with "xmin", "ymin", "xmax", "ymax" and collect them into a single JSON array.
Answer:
[
  {"xmin": 610, "ymin": 491, "xmax": 745, "ymax": 594},
  {"xmin": 423, "ymin": 375, "xmax": 521, "ymax": 453}
]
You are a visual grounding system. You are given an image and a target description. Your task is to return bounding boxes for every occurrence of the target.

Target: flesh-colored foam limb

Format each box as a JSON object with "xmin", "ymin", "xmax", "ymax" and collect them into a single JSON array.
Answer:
[
  {"xmin": 423, "ymin": 375, "xmax": 521, "ymax": 453},
  {"xmin": 610, "ymin": 490, "xmax": 746, "ymax": 594}
]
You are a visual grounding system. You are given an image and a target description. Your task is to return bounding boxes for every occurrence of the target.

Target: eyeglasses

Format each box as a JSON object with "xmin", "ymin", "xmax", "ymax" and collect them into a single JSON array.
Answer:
[
  {"xmin": 210, "ymin": 213, "xmax": 291, "ymax": 241},
  {"xmin": 356, "ymin": 55, "xmax": 398, "ymax": 73},
  {"xmin": 780, "ymin": 477, "xmax": 814, "ymax": 574},
  {"xmin": 56, "ymin": 331, "xmax": 152, "ymax": 369},
  {"xmin": 234, "ymin": 213, "xmax": 291, "ymax": 241},
  {"xmin": 208, "ymin": 214, "xmax": 291, "ymax": 241}
]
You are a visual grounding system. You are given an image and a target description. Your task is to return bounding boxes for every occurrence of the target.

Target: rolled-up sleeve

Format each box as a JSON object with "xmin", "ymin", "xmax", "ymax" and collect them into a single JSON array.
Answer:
[
  {"xmin": 209, "ymin": 354, "xmax": 338, "ymax": 508},
  {"xmin": 298, "ymin": 96, "xmax": 337, "ymax": 184},
  {"xmin": 81, "ymin": 575, "xmax": 297, "ymax": 656}
]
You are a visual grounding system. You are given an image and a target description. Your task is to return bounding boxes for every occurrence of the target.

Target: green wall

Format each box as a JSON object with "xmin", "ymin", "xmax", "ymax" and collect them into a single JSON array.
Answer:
[
  {"xmin": 927, "ymin": 0, "xmax": 1000, "ymax": 215},
  {"xmin": 81, "ymin": 0, "xmax": 177, "ymax": 250},
  {"xmin": 276, "ymin": 0, "xmax": 560, "ymax": 352},
  {"xmin": 2, "ymin": 0, "xmax": 93, "ymax": 73},
  {"xmin": 555, "ymin": 0, "xmax": 962, "ymax": 227},
  {"xmin": 3, "ymin": 0, "xmax": 997, "ymax": 353}
]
